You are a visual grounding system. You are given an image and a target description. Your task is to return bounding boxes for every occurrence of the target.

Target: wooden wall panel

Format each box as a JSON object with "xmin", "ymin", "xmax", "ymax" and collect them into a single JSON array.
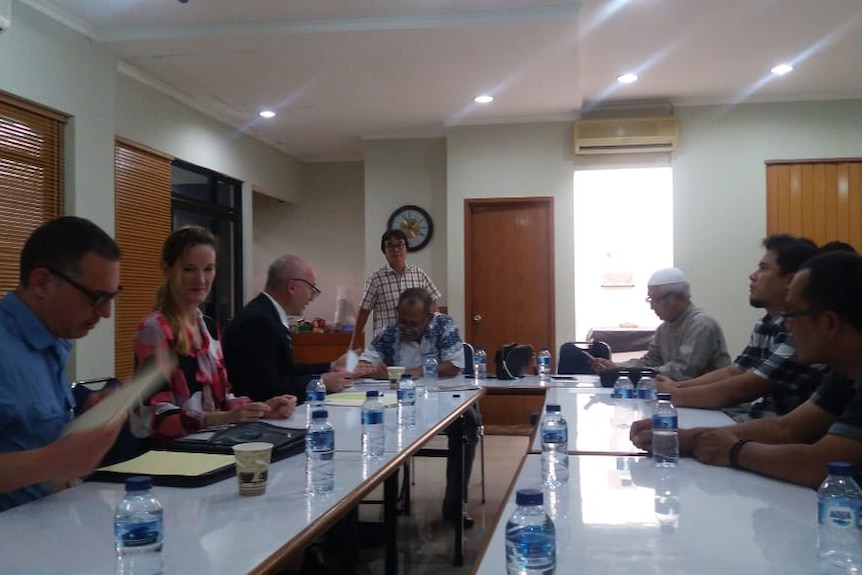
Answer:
[{"xmin": 766, "ymin": 160, "xmax": 862, "ymax": 252}]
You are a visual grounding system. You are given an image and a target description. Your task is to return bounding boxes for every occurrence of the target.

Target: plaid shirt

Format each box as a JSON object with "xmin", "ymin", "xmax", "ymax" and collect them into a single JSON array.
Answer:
[
  {"xmin": 359, "ymin": 264, "xmax": 442, "ymax": 333},
  {"xmin": 360, "ymin": 313, "xmax": 465, "ymax": 370},
  {"xmin": 733, "ymin": 313, "xmax": 827, "ymax": 417}
]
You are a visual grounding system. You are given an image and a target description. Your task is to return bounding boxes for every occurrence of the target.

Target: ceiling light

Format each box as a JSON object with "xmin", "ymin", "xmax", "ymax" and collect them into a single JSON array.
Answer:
[
  {"xmin": 473, "ymin": 95, "xmax": 494, "ymax": 104},
  {"xmin": 771, "ymin": 64, "xmax": 793, "ymax": 76},
  {"xmin": 259, "ymin": 110, "xmax": 276, "ymax": 118},
  {"xmin": 617, "ymin": 73, "xmax": 638, "ymax": 84}
]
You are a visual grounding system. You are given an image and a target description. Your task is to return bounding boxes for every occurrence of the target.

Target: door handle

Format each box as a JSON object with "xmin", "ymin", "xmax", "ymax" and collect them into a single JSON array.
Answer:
[{"xmin": 472, "ymin": 314, "xmax": 483, "ymax": 324}]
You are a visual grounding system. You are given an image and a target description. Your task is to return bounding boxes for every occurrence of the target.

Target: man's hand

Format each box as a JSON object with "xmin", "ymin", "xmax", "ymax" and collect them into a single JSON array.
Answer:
[
  {"xmin": 352, "ymin": 361, "xmax": 383, "ymax": 379},
  {"xmin": 49, "ymin": 416, "xmax": 126, "ymax": 485},
  {"xmin": 322, "ymin": 371, "xmax": 353, "ymax": 393},
  {"xmin": 590, "ymin": 357, "xmax": 615, "ymax": 371},
  {"xmin": 693, "ymin": 428, "xmax": 740, "ymax": 467},
  {"xmin": 655, "ymin": 376, "xmax": 678, "ymax": 393},
  {"xmin": 264, "ymin": 395, "xmax": 297, "ymax": 419},
  {"xmin": 630, "ymin": 418, "xmax": 654, "ymax": 451}
]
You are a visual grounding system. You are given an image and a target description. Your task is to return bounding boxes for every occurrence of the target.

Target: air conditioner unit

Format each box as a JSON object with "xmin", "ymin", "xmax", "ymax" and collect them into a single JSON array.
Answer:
[{"xmin": 573, "ymin": 116, "xmax": 678, "ymax": 155}]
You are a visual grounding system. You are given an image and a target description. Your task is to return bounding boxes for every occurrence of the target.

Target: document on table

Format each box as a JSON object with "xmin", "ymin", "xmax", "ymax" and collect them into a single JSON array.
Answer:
[
  {"xmin": 62, "ymin": 353, "xmax": 175, "ymax": 436},
  {"xmin": 325, "ymin": 392, "xmax": 398, "ymax": 408},
  {"xmin": 98, "ymin": 451, "xmax": 235, "ymax": 477}
]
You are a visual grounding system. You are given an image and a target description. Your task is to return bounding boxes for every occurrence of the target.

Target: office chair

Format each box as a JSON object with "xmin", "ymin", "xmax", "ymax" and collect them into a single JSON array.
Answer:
[{"xmin": 557, "ymin": 341, "xmax": 612, "ymax": 375}]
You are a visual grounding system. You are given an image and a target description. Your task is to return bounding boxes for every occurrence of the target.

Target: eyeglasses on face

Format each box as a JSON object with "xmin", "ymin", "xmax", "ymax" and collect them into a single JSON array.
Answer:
[
  {"xmin": 781, "ymin": 307, "xmax": 821, "ymax": 320},
  {"xmin": 385, "ymin": 242, "xmax": 406, "ymax": 251},
  {"xmin": 289, "ymin": 278, "xmax": 321, "ymax": 300},
  {"xmin": 47, "ymin": 267, "xmax": 122, "ymax": 308},
  {"xmin": 645, "ymin": 293, "xmax": 672, "ymax": 305}
]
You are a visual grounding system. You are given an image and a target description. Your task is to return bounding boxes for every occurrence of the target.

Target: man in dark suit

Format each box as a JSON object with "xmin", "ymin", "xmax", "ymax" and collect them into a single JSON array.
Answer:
[{"xmin": 223, "ymin": 255, "xmax": 352, "ymax": 402}]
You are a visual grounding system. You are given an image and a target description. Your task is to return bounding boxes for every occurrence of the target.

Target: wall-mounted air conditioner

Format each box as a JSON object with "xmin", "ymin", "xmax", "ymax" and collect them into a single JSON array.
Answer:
[{"xmin": 573, "ymin": 116, "xmax": 678, "ymax": 155}]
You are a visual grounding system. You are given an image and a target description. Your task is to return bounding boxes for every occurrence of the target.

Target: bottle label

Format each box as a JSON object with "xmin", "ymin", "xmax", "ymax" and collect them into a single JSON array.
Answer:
[
  {"xmin": 118, "ymin": 519, "xmax": 162, "ymax": 548},
  {"xmin": 542, "ymin": 428, "xmax": 568, "ymax": 444},
  {"xmin": 397, "ymin": 389, "xmax": 416, "ymax": 402},
  {"xmin": 819, "ymin": 498, "xmax": 861, "ymax": 528},
  {"xmin": 308, "ymin": 430, "xmax": 334, "ymax": 452},
  {"xmin": 617, "ymin": 388, "xmax": 635, "ymax": 399},
  {"xmin": 652, "ymin": 415, "xmax": 678, "ymax": 430},
  {"xmin": 306, "ymin": 389, "xmax": 325, "ymax": 402},
  {"xmin": 539, "ymin": 357, "xmax": 550, "ymax": 367},
  {"xmin": 362, "ymin": 410, "xmax": 383, "ymax": 425},
  {"xmin": 637, "ymin": 388, "xmax": 656, "ymax": 400}
]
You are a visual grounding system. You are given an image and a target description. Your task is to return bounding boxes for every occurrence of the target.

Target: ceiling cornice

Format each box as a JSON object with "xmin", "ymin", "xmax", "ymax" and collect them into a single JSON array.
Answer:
[{"xmin": 18, "ymin": 0, "xmax": 95, "ymax": 38}]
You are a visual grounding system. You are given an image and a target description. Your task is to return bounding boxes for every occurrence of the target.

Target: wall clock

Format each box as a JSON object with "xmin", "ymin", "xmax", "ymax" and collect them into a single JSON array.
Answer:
[{"xmin": 387, "ymin": 205, "xmax": 434, "ymax": 252}]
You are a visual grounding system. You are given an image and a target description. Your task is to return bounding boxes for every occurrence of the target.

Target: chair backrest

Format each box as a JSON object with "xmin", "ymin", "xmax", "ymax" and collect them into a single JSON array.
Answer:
[
  {"xmin": 557, "ymin": 341, "xmax": 612, "ymax": 375},
  {"xmin": 462, "ymin": 342, "xmax": 475, "ymax": 376}
]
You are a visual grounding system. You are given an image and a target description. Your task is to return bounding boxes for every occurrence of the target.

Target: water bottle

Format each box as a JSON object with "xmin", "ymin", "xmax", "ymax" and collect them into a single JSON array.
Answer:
[
  {"xmin": 114, "ymin": 476, "xmax": 164, "ymax": 575},
  {"xmin": 423, "ymin": 354, "xmax": 439, "ymax": 391},
  {"xmin": 614, "ymin": 375, "xmax": 635, "ymax": 399},
  {"xmin": 474, "ymin": 346, "xmax": 488, "ymax": 379},
  {"xmin": 305, "ymin": 374, "xmax": 326, "ymax": 419},
  {"xmin": 636, "ymin": 376, "xmax": 657, "ymax": 420},
  {"xmin": 537, "ymin": 347, "xmax": 552, "ymax": 381},
  {"xmin": 614, "ymin": 375, "xmax": 636, "ymax": 427},
  {"xmin": 306, "ymin": 409, "xmax": 335, "ymax": 495},
  {"xmin": 397, "ymin": 373, "xmax": 416, "ymax": 428},
  {"xmin": 652, "ymin": 393, "xmax": 679, "ymax": 467},
  {"xmin": 361, "ymin": 390, "xmax": 385, "ymax": 458},
  {"xmin": 818, "ymin": 462, "xmax": 862, "ymax": 574},
  {"xmin": 540, "ymin": 405, "xmax": 569, "ymax": 487},
  {"xmin": 505, "ymin": 488, "xmax": 556, "ymax": 575}
]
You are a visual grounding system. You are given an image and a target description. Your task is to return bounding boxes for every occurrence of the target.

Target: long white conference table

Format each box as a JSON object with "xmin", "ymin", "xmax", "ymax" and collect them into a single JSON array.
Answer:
[
  {"xmin": 0, "ymin": 381, "xmax": 484, "ymax": 575},
  {"xmin": 473, "ymin": 454, "xmax": 819, "ymax": 575}
]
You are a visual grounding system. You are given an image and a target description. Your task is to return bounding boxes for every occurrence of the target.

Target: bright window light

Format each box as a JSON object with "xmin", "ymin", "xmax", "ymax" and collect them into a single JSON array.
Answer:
[
  {"xmin": 771, "ymin": 64, "xmax": 793, "ymax": 76},
  {"xmin": 473, "ymin": 95, "xmax": 494, "ymax": 104},
  {"xmin": 259, "ymin": 110, "xmax": 276, "ymax": 118},
  {"xmin": 617, "ymin": 73, "xmax": 639, "ymax": 84}
]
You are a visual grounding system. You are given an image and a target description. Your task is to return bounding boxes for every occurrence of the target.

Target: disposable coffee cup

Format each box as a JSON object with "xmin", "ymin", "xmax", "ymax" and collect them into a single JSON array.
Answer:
[
  {"xmin": 387, "ymin": 366, "xmax": 406, "ymax": 390},
  {"xmin": 232, "ymin": 442, "xmax": 274, "ymax": 496}
]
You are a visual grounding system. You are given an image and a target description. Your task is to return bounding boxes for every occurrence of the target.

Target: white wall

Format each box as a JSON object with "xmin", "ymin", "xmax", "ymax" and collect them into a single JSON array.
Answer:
[
  {"xmin": 0, "ymin": 1, "xmax": 117, "ymax": 379},
  {"xmin": 252, "ymin": 162, "xmax": 365, "ymax": 324}
]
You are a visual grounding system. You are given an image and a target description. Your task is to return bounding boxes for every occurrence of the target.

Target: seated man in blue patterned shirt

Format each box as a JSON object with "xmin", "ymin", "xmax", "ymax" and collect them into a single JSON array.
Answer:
[{"xmin": 358, "ymin": 287, "xmax": 478, "ymax": 528}]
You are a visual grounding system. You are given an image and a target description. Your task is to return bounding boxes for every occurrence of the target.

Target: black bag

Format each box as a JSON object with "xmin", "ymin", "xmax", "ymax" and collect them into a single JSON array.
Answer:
[
  {"xmin": 495, "ymin": 343, "xmax": 535, "ymax": 380},
  {"xmin": 170, "ymin": 421, "xmax": 306, "ymax": 462}
]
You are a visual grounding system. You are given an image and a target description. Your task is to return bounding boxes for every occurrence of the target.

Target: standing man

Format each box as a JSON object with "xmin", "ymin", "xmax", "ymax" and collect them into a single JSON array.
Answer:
[
  {"xmin": 357, "ymin": 288, "xmax": 478, "ymax": 528},
  {"xmin": 0, "ymin": 217, "xmax": 125, "ymax": 511},
  {"xmin": 591, "ymin": 267, "xmax": 731, "ymax": 380},
  {"xmin": 630, "ymin": 251, "xmax": 862, "ymax": 488},
  {"xmin": 654, "ymin": 235, "xmax": 823, "ymax": 419},
  {"xmin": 349, "ymin": 229, "xmax": 442, "ymax": 350},
  {"xmin": 223, "ymin": 255, "xmax": 352, "ymax": 402}
]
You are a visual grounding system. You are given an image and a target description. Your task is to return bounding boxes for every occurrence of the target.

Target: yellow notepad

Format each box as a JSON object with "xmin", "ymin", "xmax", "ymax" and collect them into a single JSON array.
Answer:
[
  {"xmin": 98, "ymin": 451, "xmax": 235, "ymax": 477},
  {"xmin": 325, "ymin": 392, "xmax": 398, "ymax": 408}
]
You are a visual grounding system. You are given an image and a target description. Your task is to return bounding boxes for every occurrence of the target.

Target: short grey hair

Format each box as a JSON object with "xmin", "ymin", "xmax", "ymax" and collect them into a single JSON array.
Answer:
[{"xmin": 266, "ymin": 255, "xmax": 308, "ymax": 291}]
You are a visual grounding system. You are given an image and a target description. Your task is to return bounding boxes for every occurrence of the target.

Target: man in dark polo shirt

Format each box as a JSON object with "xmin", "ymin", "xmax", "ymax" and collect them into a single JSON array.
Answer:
[{"xmin": 631, "ymin": 250, "xmax": 862, "ymax": 488}]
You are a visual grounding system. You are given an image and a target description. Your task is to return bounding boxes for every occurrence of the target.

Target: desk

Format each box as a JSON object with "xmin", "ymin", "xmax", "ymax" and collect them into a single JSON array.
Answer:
[
  {"xmin": 291, "ymin": 332, "xmax": 361, "ymax": 363},
  {"xmin": 587, "ymin": 326, "xmax": 656, "ymax": 353},
  {"xmin": 473, "ymin": 454, "xmax": 818, "ymax": 575},
  {"xmin": 0, "ymin": 386, "xmax": 484, "ymax": 575},
  {"xmin": 529, "ymin": 390, "xmax": 735, "ymax": 455}
]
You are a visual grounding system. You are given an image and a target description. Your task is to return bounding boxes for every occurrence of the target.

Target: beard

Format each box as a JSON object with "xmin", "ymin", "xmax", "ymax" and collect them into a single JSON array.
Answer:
[{"xmin": 749, "ymin": 297, "xmax": 766, "ymax": 309}]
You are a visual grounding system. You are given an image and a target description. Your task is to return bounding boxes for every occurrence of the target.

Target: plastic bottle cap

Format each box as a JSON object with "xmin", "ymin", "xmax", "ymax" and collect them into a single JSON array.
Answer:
[
  {"xmin": 311, "ymin": 409, "xmax": 328, "ymax": 419},
  {"xmin": 545, "ymin": 404, "xmax": 561, "ymax": 413},
  {"xmin": 656, "ymin": 393, "xmax": 672, "ymax": 401},
  {"xmin": 515, "ymin": 488, "xmax": 543, "ymax": 506},
  {"xmin": 366, "ymin": 390, "xmax": 379, "ymax": 398},
  {"xmin": 400, "ymin": 374, "xmax": 412, "ymax": 380},
  {"xmin": 828, "ymin": 461, "xmax": 854, "ymax": 476},
  {"xmin": 311, "ymin": 374, "xmax": 321, "ymax": 379},
  {"xmin": 125, "ymin": 476, "xmax": 152, "ymax": 492}
]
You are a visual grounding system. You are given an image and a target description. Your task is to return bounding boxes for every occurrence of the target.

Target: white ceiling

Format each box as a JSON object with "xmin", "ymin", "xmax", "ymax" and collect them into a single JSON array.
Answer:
[{"xmin": 23, "ymin": 0, "xmax": 862, "ymax": 162}]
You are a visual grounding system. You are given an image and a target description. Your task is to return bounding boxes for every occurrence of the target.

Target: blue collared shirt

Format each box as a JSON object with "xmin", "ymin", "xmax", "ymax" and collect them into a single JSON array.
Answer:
[{"xmin": 0, "ymin": 291, "xmax": 74, "ymax": 511}]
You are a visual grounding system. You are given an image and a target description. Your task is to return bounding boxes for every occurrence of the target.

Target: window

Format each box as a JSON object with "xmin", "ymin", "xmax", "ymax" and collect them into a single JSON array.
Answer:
[
  {"xmin": 171, "ymin": 161, "xmax": 243, "ymax": 329},
  {"xmin": 0, "ymin": 92, "xmax": 66, "ymax": 294}
]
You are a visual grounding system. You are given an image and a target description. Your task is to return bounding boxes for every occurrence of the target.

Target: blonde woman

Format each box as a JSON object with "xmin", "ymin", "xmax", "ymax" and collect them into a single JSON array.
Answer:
[{"xmin": 134, "ymin": 226, "xmax": 296, "ymax": 443}]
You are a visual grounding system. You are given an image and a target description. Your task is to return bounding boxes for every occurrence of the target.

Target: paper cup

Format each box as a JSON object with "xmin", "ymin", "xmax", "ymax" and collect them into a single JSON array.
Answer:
[
  {"xmin": 232, "ymin": 442, "xmax": 274, "ymax": 496},
  {"xmin": 387, "ymin": 366, "xmax": 406, "ymax": 390}
]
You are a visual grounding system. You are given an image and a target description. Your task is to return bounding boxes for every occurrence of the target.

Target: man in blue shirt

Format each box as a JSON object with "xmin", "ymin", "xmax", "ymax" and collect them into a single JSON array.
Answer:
[
  {"xmin": 0, "ymin": 216, "xmax": 124, "ymax": 511},
  {"xmin": 359, "ymin": 287, "xmax": 479, "ymax": 528}
]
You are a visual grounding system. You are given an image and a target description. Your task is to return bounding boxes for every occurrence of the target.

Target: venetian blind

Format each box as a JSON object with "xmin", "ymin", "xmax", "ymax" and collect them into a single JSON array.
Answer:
[
  {"xmin": 0, "ymin": 93, "xmax": 66, "ymax": 294},
  {"xmin": 114, "ymin": 138, "xmax": 172, "ymax": 380}
]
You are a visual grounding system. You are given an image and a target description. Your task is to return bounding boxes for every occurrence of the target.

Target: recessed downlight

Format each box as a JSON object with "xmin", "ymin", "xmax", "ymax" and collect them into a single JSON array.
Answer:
[
  {"xmin": 771, "ymin": 63, "xmax": 793, "ymax": 76},
  {"xmin": 473, "ymin": 95, "xmax": 494, "ymax": 104},
  {"xmin": 617, "ymin": 73, "xmax": 639, "ymax": 84},
  {"xmin": 259, "ymin": 110, "xmax": 276, "ymax": 118}
]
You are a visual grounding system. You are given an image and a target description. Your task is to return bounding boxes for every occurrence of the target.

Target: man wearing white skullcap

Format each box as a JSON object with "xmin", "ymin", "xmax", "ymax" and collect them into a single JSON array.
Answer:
[{"xmin": 591, "ymin": 267, "xmax": 730, "ymax": 380}]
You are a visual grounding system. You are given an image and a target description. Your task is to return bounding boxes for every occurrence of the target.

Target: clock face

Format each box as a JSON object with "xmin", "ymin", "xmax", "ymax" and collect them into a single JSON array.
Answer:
[{"xmin": 387, "ymin": 205, "xmax": 434, "ymax": 252}]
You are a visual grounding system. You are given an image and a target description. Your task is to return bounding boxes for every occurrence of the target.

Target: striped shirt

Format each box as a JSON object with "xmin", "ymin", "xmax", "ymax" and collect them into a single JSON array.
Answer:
[
  {"xmin": 359, "ymin": 263, "xmax": 442, "ymax": 333},
  {"xmin": 733, "ymin": 313, "xmax": 827, "ymax": 417}
]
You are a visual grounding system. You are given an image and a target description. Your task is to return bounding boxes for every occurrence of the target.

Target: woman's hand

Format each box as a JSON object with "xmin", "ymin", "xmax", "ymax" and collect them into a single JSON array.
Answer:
[{"xmin": 263, "ymin": 395, "xmax": 297, "ymax": 419}]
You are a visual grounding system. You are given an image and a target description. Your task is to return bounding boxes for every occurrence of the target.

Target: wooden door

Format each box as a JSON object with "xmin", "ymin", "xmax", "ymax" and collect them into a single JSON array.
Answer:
[
  {"xmin": 465, "ymin": 198, "xmax": 555, "ymax": 373},
  {"xmin": 766, "ymin": 159, "xmax": 862, "ymax": 250}
]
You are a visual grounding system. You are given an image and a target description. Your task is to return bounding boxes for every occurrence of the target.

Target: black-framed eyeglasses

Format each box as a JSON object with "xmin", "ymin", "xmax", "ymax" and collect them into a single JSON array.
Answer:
[
  {"xmin": 47, "ymin": 267, "xmax": 122, "ymax": 308},
  {"xmin": 781, "ymin": 308, "xmax": 821, "ymax": 320},
  {"xmin": 645, "ymin": 293, "xmax": 672, "ymax": 305},
  {"xmin": 385, "ymin": 242, "xmax": 407, "ymax": 251},
  {"xmin": 289, "ymin": 278, "xmax": 321, "ymax": 300}
]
